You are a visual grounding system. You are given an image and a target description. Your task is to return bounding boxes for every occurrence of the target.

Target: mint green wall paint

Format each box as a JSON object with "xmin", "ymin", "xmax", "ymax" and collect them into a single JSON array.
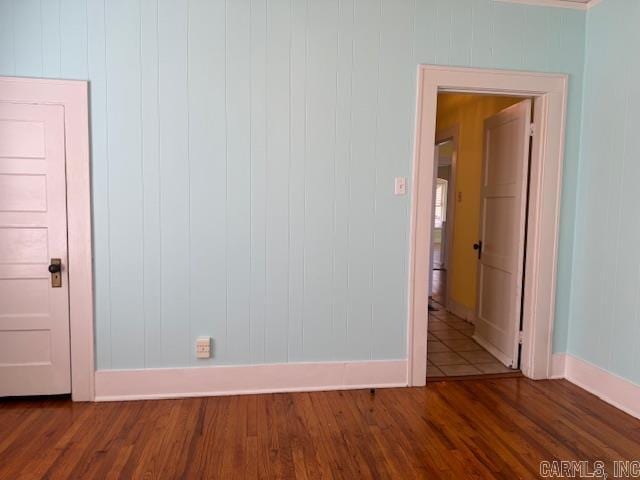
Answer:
[
  {"xmin": 0, "ymin": 0, "xmax": 585, "ymax": 369},
  {"xmin": 570, "ymin": 0, "xmax": 640, "ymax": 384}
]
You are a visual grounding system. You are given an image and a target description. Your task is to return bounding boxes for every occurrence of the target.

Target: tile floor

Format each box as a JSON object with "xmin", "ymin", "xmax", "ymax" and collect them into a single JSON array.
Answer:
[{"xmin": 426, "ymin": 306, "xmax": 517, "ymax": 378}]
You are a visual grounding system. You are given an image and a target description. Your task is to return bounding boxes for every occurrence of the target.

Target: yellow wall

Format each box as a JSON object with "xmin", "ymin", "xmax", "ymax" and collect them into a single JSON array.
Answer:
[{"xmin": 436, "ymin": 93, "xmax": 524, "ymax": 312}]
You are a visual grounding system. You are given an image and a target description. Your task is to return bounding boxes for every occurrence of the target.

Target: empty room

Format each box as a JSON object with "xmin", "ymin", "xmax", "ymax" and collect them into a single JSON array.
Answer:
[{"xmin": 1, "ymin": 0, "xmax": 639, "ymax": 478}]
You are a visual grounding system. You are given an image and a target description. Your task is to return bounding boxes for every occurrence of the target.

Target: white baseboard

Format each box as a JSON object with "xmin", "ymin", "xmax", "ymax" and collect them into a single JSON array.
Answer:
[
  {"xmin": 446, "ymin": 298, "xmax": 477, "ymax": 325},
  {"xmin": 551, "ymin": 353, "xmax": 640, "ymax": 419},
  {"xmin": 94, "ymin": 359, "xmax": 408, "ymax": 402}
]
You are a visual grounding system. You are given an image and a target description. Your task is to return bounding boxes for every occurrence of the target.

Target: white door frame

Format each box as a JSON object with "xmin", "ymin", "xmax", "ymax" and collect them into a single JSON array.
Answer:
[
  {"xmin": 0, "ymin": 77, "xmax": 94, "ymax": 401},
  {"xmin": 434, "ymin": 125, "xmax": 459, "ymax": 310},
  {"xmin": 407, "ymin": 65, "xmax": 568, "ymax": 386}
]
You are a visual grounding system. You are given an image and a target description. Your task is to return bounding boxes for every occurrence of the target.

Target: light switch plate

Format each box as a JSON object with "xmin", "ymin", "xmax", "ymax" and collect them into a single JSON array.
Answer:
[{"xmin": 394, "ymin": 177, "xmax": 407, "ymax": 195}]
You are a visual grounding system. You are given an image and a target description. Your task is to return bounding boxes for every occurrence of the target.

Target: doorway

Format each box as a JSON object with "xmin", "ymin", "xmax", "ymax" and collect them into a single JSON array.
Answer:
[
  {"xmin": 426, "ymin": 93, "xmax": 532, "ymax": 379},
  {"xmin": 407, "ymin": 66, "xmax": 568, "ymax": 386},
  {"xmin": 0, "ymin": 76, "xmax": 94, "ymax": 401}
]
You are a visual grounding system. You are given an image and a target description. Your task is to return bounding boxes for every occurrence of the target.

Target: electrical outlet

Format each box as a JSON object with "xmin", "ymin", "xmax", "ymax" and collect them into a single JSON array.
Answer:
[
  {"xmin": 394, "ymin": 177, "xmax": 407, "ymax": 195},
  {"xmin": 196, "ymin": 337, "xmax": 212, "ymax": 359}
]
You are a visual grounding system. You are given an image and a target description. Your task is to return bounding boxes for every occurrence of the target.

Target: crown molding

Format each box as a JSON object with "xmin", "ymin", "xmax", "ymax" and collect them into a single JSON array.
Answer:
[{"xmin": 494, "ymin": 0, "xmax": 603, "ymax": 11}]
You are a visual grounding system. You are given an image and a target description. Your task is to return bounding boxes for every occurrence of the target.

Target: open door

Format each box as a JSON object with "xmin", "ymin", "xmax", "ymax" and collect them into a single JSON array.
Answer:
[{"xmin": 473, "ymin": 99, "xmax": 531, "ymax": 368}]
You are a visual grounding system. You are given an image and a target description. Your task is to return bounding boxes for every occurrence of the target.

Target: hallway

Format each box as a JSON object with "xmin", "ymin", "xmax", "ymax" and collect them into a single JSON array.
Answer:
[{"xmin": 427, "ymin": 307, "xmax": 517, "ymax": 378}]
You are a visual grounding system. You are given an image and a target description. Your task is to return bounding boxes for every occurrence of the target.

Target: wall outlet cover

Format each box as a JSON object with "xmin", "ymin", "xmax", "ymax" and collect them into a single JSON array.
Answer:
[
  {"xmin": 196, "ymin": 336, "xmax": 212, "ymax": 359},
  {"xmin": 394, "ymin": 177, "xmax": 407, "ymax": 195}
]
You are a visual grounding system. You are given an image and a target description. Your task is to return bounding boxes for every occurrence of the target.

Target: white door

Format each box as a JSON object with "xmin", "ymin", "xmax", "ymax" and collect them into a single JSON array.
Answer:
[
  {"xmin": 0, "ymin": 102, "xmax": 71, "ymax": 396},
  {"xmin": 473, "ymin": 99, "xmax": 531, "ymax": 369}
]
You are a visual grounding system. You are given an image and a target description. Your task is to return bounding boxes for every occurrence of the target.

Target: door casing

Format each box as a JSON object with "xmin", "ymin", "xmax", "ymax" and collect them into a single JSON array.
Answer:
[
  {"xmin": 408, "ymin": 65, "xmax": 568, "ymax": 386},
  {"xmin": 0, "ymin": 77, "xmax": 93, "ymax": 401}
]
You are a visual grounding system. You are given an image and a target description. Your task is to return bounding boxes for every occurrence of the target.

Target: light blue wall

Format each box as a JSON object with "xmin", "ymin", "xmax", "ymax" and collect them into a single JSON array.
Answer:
[
  {"xmin": 569, "ymin": 0, "xmax": 640, "ymax": 384},
  {"xmin": 0, "ymin": 0, "xmax": 585, "ymax": 369}
]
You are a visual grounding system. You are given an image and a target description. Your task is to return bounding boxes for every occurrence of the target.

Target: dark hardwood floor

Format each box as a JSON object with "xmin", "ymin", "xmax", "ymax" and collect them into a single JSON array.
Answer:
[{"xmin": 1, "ymin": 378, "xmax": 638, "ymax": 479}]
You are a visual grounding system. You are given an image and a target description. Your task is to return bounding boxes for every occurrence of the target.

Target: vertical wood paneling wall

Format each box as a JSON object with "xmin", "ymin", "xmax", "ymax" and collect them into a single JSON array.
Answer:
[
  {"xmin": 0, "ymin": 0, "xmax": 585, "ymax": 369},
  {"xmin": 570, "ymin": 0, "xmax": 640, "ymax": 385}
]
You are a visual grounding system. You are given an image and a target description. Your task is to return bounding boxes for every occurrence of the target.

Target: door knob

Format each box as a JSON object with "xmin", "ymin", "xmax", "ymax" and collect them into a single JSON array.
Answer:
[
  {"xmin": 49, "ymin": 259, "xmax": 62, "ymax": 287},
  {"xmin": 48, "ymin": 263, "xmax": 61, "ymax": 274},
  {"xmin": 473, "ymin": 241, "xmax": 482, "ymax": 260}
]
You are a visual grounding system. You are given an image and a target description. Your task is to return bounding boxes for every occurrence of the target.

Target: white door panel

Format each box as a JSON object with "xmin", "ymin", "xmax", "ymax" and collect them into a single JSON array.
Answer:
[
  {"xmin": 474, "ymin": 100, "xmax": 531, "ymax": 368},
  {"xmin": 0, "ymin": 102, "xmax": 71, "ymax": 396}
]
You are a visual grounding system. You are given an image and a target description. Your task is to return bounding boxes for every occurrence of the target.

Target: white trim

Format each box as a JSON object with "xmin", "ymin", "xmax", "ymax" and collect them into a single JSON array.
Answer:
[
  {"xmin": 94, "ymin": 360, "xmax": 408, "ymax": 402},
  {"xmin": 493, "ymin": 0, "xmax": 599, "ymax": 11},
  {"xmin": 0, "ymin": 76, "xmax": 94, "ymax": 401},
  {"xmin": 408, "ymin": 65, "xmax": 568, "ymax": 386},
  {"xmin": 553, "ymin": 354, "xmax": 640, "ymax": 420},
  {"xmin": 550, "ymin": 353, "xmax": 566, "ymax": 379}
]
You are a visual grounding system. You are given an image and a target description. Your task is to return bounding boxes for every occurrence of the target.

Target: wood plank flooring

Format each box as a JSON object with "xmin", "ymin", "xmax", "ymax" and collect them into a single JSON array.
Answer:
[{"xmin": 1, "ymin": 378, "xmax": 638, "ymax": 479}]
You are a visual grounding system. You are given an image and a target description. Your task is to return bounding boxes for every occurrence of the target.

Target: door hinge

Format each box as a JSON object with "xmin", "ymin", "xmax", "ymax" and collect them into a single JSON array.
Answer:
[
  {"xmin": 518, "ymin": 330, "xmax": 524, "ymax": 344},
  {"xmin": 529, "ymin": 123, "xmax": 535, "ymax": 137}
]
